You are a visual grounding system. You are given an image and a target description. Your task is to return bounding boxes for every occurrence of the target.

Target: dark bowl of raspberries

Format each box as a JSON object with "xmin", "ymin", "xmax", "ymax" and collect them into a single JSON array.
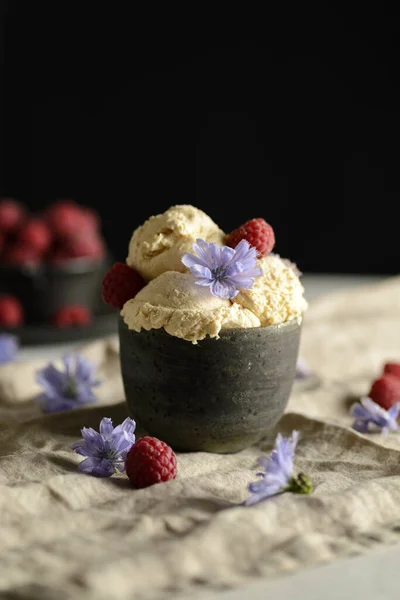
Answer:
[{"xmin": 0, "ymin": 197, "xmax": 110, "ymax": 329}]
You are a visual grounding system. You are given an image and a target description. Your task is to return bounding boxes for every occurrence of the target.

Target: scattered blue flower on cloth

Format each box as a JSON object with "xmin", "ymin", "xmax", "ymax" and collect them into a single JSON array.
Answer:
[
  {"xmin": 72, "ymin": 417, "xmax": 136, "ymax": 477},
  {"xmin": 35, "ymin": 353, "xmax": 101, "ymax": 413},
  {"xmin": 0, "ymin": 333, "xmax": 19, "ymax": 364},
  {"xmin": 244, "ymin": 430, "xmax": 312, "ymax": 505},
  {"xmin": 351, "ymin": 396, "xmax": 400, "ymax": 434},
  {"xmin": 182, "ymin": 238, "xmax": 263, "ymax": 299},
  {"xmin": 295, "ymin": 357, "xmax": 313, "ymax": 379}
]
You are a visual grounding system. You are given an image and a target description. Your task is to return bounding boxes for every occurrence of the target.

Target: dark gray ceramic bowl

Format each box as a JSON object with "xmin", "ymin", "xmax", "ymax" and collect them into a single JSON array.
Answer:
[
  {"xmin": 119, "ymin": 316, "xmax": 301, "ymax": 453},
  {"xmin": 0, "ymin": 257, "xmax": 109, "ymax": 323}
]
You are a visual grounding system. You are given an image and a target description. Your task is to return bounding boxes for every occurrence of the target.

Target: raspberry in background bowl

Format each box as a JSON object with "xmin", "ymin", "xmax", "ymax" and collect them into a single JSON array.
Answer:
[{"xmin": 0, "ymin": 198, "xmax": 109, "ymax": 326}]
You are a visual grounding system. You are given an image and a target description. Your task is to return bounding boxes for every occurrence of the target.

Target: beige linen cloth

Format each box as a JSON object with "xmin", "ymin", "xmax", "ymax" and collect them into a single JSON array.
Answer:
[{"xmin": 2, "ymin": 278, "xmax": 400, "ymax": 599}]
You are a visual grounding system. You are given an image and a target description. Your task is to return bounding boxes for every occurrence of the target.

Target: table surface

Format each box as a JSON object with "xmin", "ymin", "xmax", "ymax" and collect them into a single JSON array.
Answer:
[{"xmin": 17, "ymin": 273, "xmax": 400, "ymax": 599}]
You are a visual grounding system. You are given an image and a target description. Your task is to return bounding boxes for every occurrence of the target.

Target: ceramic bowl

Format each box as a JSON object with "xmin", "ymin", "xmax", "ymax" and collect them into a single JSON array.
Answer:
[
  {"xmin": 119, "ymin": 316, "xmax": 301, "ymax": 453},
  {"xmin": 0, "ymin": 257, "xmax": 109, "ymax": 323}
]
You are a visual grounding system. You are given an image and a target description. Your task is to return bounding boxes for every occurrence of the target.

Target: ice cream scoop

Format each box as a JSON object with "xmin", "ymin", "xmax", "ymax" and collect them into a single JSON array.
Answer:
[
  {"xmin": 126, "ymin": 204, "xmax": 225, "ymax": 281},
  {"xmin": 233, "ymin": 253, "xmax": 307, "ymax": 326},
  {"xmin": 121, "ymin": 271, "xmax": 260, "ymax": 343}
]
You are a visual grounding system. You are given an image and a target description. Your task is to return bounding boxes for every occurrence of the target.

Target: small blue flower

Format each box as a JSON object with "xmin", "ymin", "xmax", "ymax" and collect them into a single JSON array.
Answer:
[
  {"xmin": 182, "ymin": 238, "xmax": 263, "ymax": 300},
  {"xmin": 36, "ymin": 353, "xmax": 101, "ymax": 413},
  {"xmin": 295, "ymin": 357, "xmax": 313, "ymax": 380},
  {"xmin": 244, "ymin": 431, "xmax": 312, "ymax": 505},
  {"xmin": 0, "ymin": 333, "xmax": 19, "ymax": 364},
  {"xmin": 351, "ymin": 397, "xmax": 400, "ymax": 433},
  {"xmin": 72, "ymin": 417, "xmax": 136, "ymax": 477}
]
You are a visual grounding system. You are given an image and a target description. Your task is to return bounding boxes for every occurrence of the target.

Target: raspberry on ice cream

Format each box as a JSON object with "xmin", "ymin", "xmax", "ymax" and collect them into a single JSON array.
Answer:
[
  {"xmin": 102, "ymin": 262, "xmax": 145, "ymax": 309},
  {"xmin": 226, "ymin": 218, "xmax": 275, "ymax": 257},
  {"xmin": 0, "ymin": 198, "xmax": 25, "ymax": 233},
  {"xmin": 0, "ymin": 295, "xmax": 24, "ymax": 326},
  {"xmin": 126, "ymin": 436, "xmax": 177, "ymax": 488},
  {"xmin": 52, "ymin": 305, "xmax": 92, "ymax": 327}
]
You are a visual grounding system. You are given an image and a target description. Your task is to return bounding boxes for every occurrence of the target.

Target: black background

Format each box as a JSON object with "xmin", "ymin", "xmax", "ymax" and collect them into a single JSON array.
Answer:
[{"xmin": 1, "ymin": 5, "xmax": 399, "ymax": 274}]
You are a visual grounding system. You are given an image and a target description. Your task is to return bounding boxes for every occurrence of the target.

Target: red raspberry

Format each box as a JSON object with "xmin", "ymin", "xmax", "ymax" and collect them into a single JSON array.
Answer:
[
  {"xmin": 126, "ymin": 436, "xmax": 177, "ymax": 488},
  {"xmin": 369, "ymin": 374, "xmax": 400, "ymax": 411},
  {"xmin": 3, "ymin": 244, "xmax": 42, "ymax": 266},
  {"xmin": 383, "ymin": 363, "xmax": 400, "ymax": 380},
  {"xmin": 226, "ymin": 218, "xmax": 275, "ymax": 257},
  {"xmin": 17, "ymin": 219, "xmax": 52, "ymax": 253},
  {"xmin": 52, "ymin": 305, "xmax": 92, "ymax": 327},
  {"xmin": 0, "ymin": 198, "xmax": 25, "ymax": 233},
  {"xmin": 102, "ymin": 262, "xmax": 144, "ymax": 308},
  {"xmin": 46, "ymin": 200, "xmax": 89, "ymax": 238},
  {"xmin": 0, "ymin": 295, "xmax": 24, "ymax": 326}
]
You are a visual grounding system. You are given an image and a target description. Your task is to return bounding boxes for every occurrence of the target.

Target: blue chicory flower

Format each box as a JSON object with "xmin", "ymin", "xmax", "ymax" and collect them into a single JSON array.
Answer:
[
  {"xmin": 72, "ymin": 416, "xmax": 136, "ymax": 477},
  {"xmin": 0, "ymin": 333, "xmax": 19, "ymax": 364},
  {"xmin": 36, "ymin": 353, "xmax": 101, "ymax": 413},
  {"xmin": 182, "ymin": 238, "xmax": 263, "ymax": 300},
  {"xmin": 244, "ymin": 430, "xmax": 312, "ymax": 505},
  {"xmin": 351, "ymin": 396, "xmax": 400, "ymax": 434}
]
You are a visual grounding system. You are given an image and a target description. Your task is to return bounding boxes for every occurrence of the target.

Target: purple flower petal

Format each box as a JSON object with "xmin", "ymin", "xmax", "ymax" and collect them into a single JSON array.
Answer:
[
  {"xmin": 81, "ymin": 427, "xmax": 106, "ymax": 452},
  {"xmin": 244, "ymin": 431, "xmax": 299, "ymax": 505},
  {"xmin": 228, "ymin": 275, "xmax": 255, "ymax": 289},
  {"xmin": 77, "ymin": 457, "xmax": 115, "ymax": 477},
  {"xmin": 110, "ymin": 432, "xmax": 135, "ymax": 456},
  {"xmin": 295, "ymin": 357, "xmax": 313, "ymax": 379},
  {"xmin": 35, "ymin": 353, "xmax": 101, "ymax": 413},
  {"xmin": 190, "ymin": 264, "xmax": 213, "ymax": 280},
  {"xmin": 0, "ymin": 334, "xmax": 19, "ymax": 364},
  {"xmin": 181, "ymin": 253, "xmax": 209, "ymax": 270},
  {"xmin": 100, "ymin": 417, "xmax": 114, "ymax": 438},
  {"xmin": 194, "ymin": 278, "xmax": 213, "ymax": 287},
  {"xmin": 114, "ymin": 417, "xmax": 137, "ymax": 438},
  {"xmin": 210, "ymin": 279, "xmax": 239, "ymax": 299},
  {"xmin": 192, "ymin": 239, "xmax": 214, "ymax": 265},
  {"xmin": 389, "ymin": 404, "xmax": 400, "ymax": 420},
  {"xmin": 72, "ymin": 417, "xmax": 136, "ymax": 478},
  {"xmin": 63, "ymin": 354, "xmax": 73, "ymax": 379},
  {"xmin": 38, "ymin": 395, "xmax": 78, "ymax": 413},
  {"xmin": 182, "ymin": 238, "xmax": 262, "ymax": 299},
  {"xmin": 350, "ymin": 397, "xmax": 399, "ymax": 433},
  {"xmin": 232, "ymin": 239, "xmax": 253, "ymax": 262},
  {"xmin": 352, "ymin": 420, "xmax": 369, "ymax": 434},
  {"xmin": 218, "ymin": 245, "xmax": 236, "ymax": 267}
]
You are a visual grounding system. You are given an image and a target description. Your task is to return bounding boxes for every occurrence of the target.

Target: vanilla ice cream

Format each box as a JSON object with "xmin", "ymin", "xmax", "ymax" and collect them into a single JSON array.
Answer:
[
  {"xmin": 233, "ymin": 253, "xmax": 307, "ymax": 326},
  {"xmin": 126, "ymin": 205, "xmax": 225, "ymax": 281},
  {"xmin": 122, "ymin": 205, "xmax": 307, "ymax": 343},
  {"xmin": 121, "ymin": 271, "xmax": 260, "ymax": 343}
]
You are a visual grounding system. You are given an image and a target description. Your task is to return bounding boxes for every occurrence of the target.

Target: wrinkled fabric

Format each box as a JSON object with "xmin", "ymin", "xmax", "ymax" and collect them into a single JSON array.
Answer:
[{"xmin": 2, "ymin": 278, "xmax": 400, "ymax": 600}]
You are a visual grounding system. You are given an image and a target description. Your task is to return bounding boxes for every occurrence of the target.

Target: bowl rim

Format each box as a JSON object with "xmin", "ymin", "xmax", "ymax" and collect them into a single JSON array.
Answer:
[{"xmin": 119, "ymin": 313, "xmax": 303, "ymax": 340}]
